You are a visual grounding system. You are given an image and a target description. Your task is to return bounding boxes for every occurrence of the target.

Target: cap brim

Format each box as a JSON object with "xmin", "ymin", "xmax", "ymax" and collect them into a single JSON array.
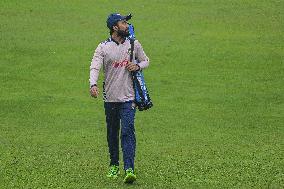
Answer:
[{"xmin": 123, "ymin": 14, "xmax": 132, "ymax": 21}]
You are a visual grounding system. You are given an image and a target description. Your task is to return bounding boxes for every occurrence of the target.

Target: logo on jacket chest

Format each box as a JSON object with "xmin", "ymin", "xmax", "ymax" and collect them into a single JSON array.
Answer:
[
  {"xmin": 112, "ymin": 59, "xmax": 129, "ymax": 68},
  {"xmin": 108, "ymin": 48, "xmax": 131, "ymax": 68}
]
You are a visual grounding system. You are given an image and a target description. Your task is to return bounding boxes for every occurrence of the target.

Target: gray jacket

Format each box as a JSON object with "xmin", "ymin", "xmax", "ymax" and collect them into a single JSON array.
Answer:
[{"xmin": 89, "ymin": 38, "xmax": 149, "ymax": 102}]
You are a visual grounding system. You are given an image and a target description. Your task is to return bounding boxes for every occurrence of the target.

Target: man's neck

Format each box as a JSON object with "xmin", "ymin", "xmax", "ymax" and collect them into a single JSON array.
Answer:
[{"xmin": 111, "ymin": 33, "xmax": 125, "ymax": 44}]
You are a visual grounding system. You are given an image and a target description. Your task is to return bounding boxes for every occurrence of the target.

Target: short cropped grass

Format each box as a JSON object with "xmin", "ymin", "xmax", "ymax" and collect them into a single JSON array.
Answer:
[{"xmin": 0, "ymin": 0, "xmax": 283, "ymax": 188}]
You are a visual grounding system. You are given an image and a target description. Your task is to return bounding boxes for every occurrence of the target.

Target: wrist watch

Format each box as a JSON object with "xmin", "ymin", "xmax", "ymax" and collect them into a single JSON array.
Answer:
[{"xmin": 90, "ymin": 84, "xmax": 97, "ymax": 88}]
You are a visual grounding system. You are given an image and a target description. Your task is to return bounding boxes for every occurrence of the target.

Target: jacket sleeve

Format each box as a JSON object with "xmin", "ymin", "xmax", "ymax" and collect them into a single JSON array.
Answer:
[
  {"xmin": 89, "ymin": 44, "xmax": 104, "ymax": 87},
  {"xmin": 135, "ymin": 40, "xmax": 150, "ymax": 70}
]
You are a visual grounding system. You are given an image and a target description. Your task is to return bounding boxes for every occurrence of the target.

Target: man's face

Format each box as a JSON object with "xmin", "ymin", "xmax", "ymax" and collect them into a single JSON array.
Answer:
[{"xmin": 114, "ymin": 20, "xmax": 129, "ymax": 37}]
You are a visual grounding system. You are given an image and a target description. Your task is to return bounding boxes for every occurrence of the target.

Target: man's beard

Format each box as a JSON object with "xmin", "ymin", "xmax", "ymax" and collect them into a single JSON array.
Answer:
[{"xmin": 117, "ymin": 29, "xmax": 130, "ymax": 38}]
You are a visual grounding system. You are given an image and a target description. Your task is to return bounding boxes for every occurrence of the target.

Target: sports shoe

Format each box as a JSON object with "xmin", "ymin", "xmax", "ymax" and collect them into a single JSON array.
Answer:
[
  {"xmin": 123, "ymin": 168, "xmax": 136, "ymax": 183},
  {"xmin": 106, "ymin": 165, "xmax": 120, "ymax": 178}
]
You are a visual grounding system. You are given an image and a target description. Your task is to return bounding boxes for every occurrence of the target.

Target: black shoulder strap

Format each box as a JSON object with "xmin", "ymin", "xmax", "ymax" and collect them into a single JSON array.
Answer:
[{"xmin": 130, "ymin": 39, "xmax": 134, "ymax": 62}]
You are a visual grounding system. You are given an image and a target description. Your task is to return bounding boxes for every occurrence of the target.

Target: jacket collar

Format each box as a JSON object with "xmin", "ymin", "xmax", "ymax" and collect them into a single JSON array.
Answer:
[{"xmin": 110, "ymin": 37, "xmax": 126, "ymax": 45}]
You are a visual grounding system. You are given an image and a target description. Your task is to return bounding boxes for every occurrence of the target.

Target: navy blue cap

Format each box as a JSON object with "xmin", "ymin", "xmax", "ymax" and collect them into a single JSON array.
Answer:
[{"xmin": 106, "ymin": 13, "xmax": 132, "ymax": 29}]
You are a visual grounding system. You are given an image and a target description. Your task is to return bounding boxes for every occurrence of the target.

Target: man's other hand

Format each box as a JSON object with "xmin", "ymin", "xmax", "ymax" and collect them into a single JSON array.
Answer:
[
  {"xmin": 90, "ymin": 86, "xmax": 99, "ymax": 98},
  {"xmin": 126, "ymin": 62, "xmax": 140, "ymax": 72}
]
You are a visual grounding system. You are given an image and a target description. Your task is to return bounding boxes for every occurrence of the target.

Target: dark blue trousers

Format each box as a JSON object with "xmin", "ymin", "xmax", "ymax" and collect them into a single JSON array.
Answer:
[{"xmin": 104, "ymin": 101, "xmax": 136, "ymax": 170}]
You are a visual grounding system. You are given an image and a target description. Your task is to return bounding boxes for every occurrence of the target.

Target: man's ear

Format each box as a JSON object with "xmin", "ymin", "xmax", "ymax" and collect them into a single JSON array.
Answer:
[{"xmin": 113, "ymin": 25, "xmax": 118, "ymax": 31}]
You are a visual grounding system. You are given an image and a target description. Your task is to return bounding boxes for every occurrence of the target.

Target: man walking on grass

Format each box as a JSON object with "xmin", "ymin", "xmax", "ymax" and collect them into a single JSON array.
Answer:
[{"xmin": 89, "ymin": 13, "xmax": 150, "ymax": 184}]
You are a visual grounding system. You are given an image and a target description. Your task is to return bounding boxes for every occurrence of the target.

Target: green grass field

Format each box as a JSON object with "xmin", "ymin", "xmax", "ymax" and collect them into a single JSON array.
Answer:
[{"xmin": 1, "ymin": 0, "xmax": 283, "ymax": 188}]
